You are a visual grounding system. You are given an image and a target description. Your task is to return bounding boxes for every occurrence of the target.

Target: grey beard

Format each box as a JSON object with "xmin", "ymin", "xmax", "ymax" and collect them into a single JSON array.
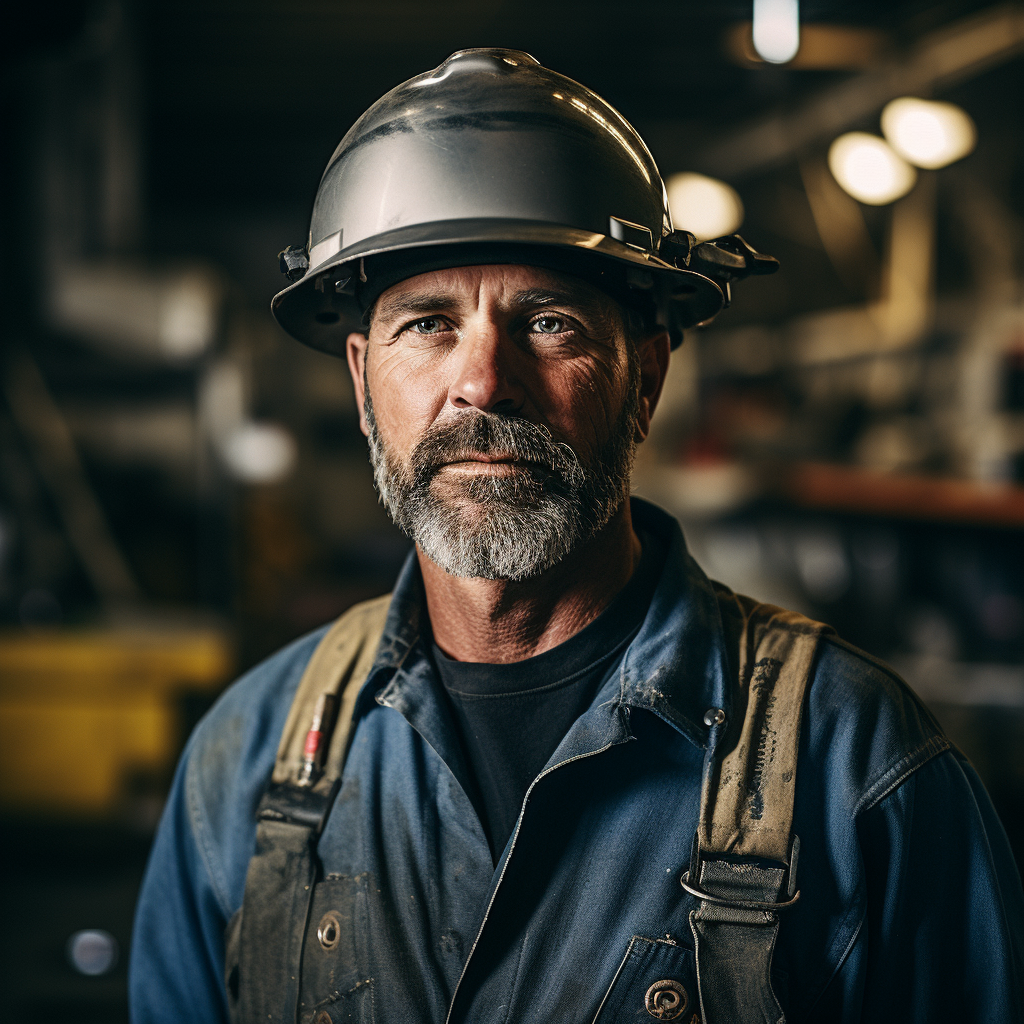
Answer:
[{"xmin": 365, "ymin": 384, "xmax": 639, "ymax": 581}]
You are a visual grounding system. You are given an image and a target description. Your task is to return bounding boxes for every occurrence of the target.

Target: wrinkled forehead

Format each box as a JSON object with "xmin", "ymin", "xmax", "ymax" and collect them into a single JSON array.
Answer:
[{"xmin": 369, "ymin": 263, "xmax": 623, "ymax": 328}]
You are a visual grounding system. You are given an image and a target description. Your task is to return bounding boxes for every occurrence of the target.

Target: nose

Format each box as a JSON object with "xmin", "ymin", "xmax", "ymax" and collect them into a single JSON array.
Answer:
[{"xmin": 446, "ymin": 318, "xmax": 525, "ymax": 414}]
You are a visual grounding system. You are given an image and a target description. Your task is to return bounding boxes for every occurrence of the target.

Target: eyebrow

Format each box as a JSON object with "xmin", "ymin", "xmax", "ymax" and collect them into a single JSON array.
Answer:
[
  {"xmin": 373, "ymin": 291, "xmax": 462, "ymax": 325},
  {"xmin": 373, "ymin": 286, "xmax": 609, "ymax": 327},
  {"xmin": 511, "ymin": 288, "xmax": 606, "ymax": 317}
]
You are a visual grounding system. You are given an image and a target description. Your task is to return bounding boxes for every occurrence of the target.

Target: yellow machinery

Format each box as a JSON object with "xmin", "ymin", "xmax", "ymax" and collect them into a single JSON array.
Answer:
[{"xmin": 0, "ymin": 626, "xmax": 232, "ymax": 818}]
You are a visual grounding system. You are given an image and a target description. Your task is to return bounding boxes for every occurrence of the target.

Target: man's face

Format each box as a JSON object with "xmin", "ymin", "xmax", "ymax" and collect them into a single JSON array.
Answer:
[{"xmin": 346, "ymin": 264, "xmax": 666, "ymax": 580}]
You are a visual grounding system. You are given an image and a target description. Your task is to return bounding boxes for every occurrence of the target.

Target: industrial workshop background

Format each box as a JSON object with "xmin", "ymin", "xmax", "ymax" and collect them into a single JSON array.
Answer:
[{"xmin": 2, "ymin": 1, "xmax": 1023, "ymax": 1018}]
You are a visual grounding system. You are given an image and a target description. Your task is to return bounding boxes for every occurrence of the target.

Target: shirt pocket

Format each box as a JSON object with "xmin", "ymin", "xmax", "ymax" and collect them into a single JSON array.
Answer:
[
  {"xmin": 298, "ymin": 874, "xmax": 375, "ymax": 1024},
  {"xmin": 593, "ymin": 935, "xmax": 698, "ymax": 1023}
]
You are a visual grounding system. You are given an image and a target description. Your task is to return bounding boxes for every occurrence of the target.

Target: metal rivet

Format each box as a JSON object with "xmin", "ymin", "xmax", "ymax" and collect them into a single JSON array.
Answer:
[
  {"xmin": 703, "ymin": 707, "xmax": 726, "ymax": 727},
  {"xmin": 645, "ymin": 978, "xmax": 689, "ymax": 1020},
  {"xmin": 317, "ymin": 910, "xmax": 341, "ymax": 951}
]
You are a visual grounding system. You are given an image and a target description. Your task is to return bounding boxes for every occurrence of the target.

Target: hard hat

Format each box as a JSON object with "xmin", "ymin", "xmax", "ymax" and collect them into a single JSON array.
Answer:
[{"xmin": 272, "ymin": 48, "xmax": 777, "ymax": 354}]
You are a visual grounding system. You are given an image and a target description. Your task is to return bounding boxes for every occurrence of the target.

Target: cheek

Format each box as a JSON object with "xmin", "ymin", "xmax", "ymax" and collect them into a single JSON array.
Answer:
[
  {"xmin": 536, "ymin": 357, "xmax": 631, "ymax": 453},
  {"xmin": 367, "ymin": 347, "xmax": 447, "ymax": 452}
]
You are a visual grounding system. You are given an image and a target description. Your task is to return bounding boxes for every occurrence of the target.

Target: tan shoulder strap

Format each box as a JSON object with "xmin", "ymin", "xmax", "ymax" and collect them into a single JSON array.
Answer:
[
  {"xmin": 271, "ymin": 592, "xmax": 392, "ymax": 786},
  {"xmin": 228, "ymin": 593, "xmax": 391, "ymax": 1023},
  {"xmin": 702, "ymin": 589, "xmax": 834, "ymax": 863},
  {"xmin": 688, "ymin": 587, "xmax": 834, "ymax": 1024}
]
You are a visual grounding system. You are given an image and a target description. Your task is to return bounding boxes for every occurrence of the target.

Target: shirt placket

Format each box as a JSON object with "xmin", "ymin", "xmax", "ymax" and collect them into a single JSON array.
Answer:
[{"xmin": 441, "ymin": 694, "xmax": 635, "ymax": 1024}]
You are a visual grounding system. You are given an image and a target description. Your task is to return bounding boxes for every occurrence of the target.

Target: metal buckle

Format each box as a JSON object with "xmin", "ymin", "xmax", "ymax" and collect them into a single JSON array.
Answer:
[
  {"xmin": 680, "ymin": 871, "xmax": 801, "ymax": 911},
  {"xmin": 682, "ymin": 832, "xmax": 801, "ymax": 912}
]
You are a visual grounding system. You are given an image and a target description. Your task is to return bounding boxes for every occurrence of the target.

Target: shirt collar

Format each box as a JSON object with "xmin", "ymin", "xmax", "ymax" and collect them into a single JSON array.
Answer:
[{"xmin": 617, "ymin": 499, "xmax": 732, "ymax": 748}]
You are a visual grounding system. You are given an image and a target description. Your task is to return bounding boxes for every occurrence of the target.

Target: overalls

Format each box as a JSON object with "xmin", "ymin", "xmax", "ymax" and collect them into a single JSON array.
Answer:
[{"xmin": 227, "ymin": 585, "xmax": 829, "ymax": 1024}]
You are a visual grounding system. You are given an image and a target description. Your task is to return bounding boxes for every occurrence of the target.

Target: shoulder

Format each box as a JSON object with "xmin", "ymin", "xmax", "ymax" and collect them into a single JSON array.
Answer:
[
  {"xmin": 180, "ymin": 625, "xmax": 330, "ymax": 916},
  {"xmin": 804, "ymin": 633, "xmax": 950, "ymax": 816},
  {"xmin": 790, "ymin": 638, "xmax": 1024, "ymax": 1018},
  {"xmin": 708, "ymin": 576, "xmax": 952, "ymax": 816}
]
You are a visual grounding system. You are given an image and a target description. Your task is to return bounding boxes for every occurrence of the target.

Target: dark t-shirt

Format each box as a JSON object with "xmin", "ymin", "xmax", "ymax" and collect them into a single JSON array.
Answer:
[{"xmin": 431, "ymin": 531, "xmax": 663, "ymax": 861}]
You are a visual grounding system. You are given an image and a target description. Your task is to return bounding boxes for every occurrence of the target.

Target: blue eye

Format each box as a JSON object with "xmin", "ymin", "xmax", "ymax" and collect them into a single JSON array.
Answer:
[
  {"xmin": 533, "ymin": 317, "xmax": 565, "ymax": 334},
  {"xmin": 412, "ymin": 318, "xmax": 446, "ymax": 334}
]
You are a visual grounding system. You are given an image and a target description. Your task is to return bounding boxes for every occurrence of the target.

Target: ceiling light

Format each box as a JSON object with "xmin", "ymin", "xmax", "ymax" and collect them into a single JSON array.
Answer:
[
  {"xmin": 666, "ymin": 173, "xmax": 745, "ymax": 240},
  {"xmin": 881, "ymin": 97, "xmax": 976, "ymax": 169},
  {"xmin": 752, "ymin": 0, "xmax": 800, "ymax": 64},
  {"xmin": 827, "ymin": 133, "xmax": 917, "ymax": 205},
  {"xmin": 726, "ymin": 23, "xmax": 886, "ymax": 69}
]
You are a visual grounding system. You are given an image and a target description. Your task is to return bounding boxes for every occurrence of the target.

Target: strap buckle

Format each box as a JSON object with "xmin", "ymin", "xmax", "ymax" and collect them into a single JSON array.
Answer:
[
  {"xmin": 256, "ymin": 778, "xmax": 341, "ymax": 834},
  {"xmin": 682, "ymin": 833, "xmax": 801, "ymax": 913},
  {"xmin": 680, "ymin": 873, "xmax": 801, "ymax": 911}
]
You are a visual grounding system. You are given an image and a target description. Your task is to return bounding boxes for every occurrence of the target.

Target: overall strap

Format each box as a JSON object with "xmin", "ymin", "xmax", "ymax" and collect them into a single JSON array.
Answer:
[
  {"xmin": 228, "ymin": 594, "xmax": 391, "ymax": 1024},
  {"xmin": 688, "ymin": 589, "xmax": 833, "ymax": 1024}
]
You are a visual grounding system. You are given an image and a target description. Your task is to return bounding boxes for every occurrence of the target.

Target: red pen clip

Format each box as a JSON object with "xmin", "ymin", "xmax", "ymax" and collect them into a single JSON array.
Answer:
[{"xmin": 297, "ymin": 693, "xmax": 338, "ymax": 786}]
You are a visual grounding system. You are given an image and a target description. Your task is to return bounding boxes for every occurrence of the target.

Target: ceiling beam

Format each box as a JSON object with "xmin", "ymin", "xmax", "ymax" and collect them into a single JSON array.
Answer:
[{"xmin": 694, "ymin": 3, "xmax": 1024, "ymax": 180}]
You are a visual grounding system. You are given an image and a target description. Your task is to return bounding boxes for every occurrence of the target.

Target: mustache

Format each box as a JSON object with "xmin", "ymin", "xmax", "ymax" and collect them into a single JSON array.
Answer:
[{"xmin": 410, "ymin": 412, "xmax": 584, "ymax": 487}]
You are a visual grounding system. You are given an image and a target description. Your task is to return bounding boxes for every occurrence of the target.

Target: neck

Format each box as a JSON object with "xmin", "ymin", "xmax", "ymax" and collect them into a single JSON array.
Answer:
[{"xmin": 419, "ymin": 501, "xmax": 641, "ymax": 663}]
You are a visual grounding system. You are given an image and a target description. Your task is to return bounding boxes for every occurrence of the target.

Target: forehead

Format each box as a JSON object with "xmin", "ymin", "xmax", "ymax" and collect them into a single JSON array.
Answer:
[{"xmin": 372, "ymin": 263, "xmax": 618, "ymax": 316}]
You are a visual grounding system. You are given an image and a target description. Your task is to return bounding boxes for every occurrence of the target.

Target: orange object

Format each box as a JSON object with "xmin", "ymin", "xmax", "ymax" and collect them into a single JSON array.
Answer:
[{"xmin": 785, "ymin": 463, "xmax": 1024, "ymax": 527}]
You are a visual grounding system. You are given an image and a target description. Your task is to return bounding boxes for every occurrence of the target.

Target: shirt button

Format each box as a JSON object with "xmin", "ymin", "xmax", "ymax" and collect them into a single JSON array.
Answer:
[
  {"xmin": 645, "ymin": 978, "xmax": 689, "ymax": 1019},
  {"xmin": 703, "ymin": 707, "xmax": 726, "ymax": 727}
]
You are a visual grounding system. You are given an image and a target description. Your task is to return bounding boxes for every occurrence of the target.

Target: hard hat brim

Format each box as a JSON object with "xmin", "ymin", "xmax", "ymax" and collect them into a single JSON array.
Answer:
[{"xmin": 271, "ymin": 218, "xmax": 724, "ymax": 355}]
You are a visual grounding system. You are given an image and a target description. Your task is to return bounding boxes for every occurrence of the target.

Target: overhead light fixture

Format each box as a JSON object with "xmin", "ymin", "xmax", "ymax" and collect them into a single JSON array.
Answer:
[
  {"xmin": 666, "ymin": 173, "xmax": 745, "ymax": 240},
  {"xmin": 828, "ymin": 133, "xmax": 917, "ymax": 205},
  {"xmin": 752, "ymin": 0, "xmax": 800, "ymax": 64},
  {"xmin": 881, "ymin": 97, "xmax": 976, "ymax": 169},
  {"xmin": 725, "ymin": 23, "xmax": 886, "ymax": 69}
]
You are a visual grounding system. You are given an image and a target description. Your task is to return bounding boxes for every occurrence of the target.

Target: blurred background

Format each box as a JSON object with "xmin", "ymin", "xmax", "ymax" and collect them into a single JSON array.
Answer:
[{"xmin": 2, "ymin": 1, "xmax": 1023, "ymax": 1017}]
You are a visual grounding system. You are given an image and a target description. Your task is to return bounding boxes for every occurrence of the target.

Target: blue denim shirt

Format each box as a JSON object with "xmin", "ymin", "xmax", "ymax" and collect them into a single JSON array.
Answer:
[{"xmin": 130, "ymin": 500, "xmax": 1024, "ymax": 1022}]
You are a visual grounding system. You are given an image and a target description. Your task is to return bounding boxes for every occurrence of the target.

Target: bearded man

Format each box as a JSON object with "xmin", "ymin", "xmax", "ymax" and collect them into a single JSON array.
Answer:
[{"xmin": 130, "ymin": 50, "xmax": 1023, "ymax": 1024}]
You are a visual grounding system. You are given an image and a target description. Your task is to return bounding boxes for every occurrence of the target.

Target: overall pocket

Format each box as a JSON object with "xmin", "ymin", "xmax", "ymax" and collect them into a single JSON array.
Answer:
[
  {"xmin": 593, "ymin": 936, "xmax": 698, "ymax": 1023},
  {"xmin": 298, "ymin": 874, "xmax": 374, "ymax": 1024}
]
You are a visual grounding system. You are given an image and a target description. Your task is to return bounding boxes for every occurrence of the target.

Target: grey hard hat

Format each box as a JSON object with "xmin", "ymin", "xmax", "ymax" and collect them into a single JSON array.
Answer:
[{"xmin": 272, "ymin": 48, "xmax": 777, "ymax": 354}]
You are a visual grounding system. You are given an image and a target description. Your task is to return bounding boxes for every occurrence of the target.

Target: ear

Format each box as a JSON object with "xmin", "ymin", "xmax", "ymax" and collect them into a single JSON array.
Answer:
[
  {"xmin": 634, "ymin": 329, "xmax": 671, "ymax": 442},
  {"xmin": 345, "ymin": 332, "xmax": 370, "ymax": 436}
]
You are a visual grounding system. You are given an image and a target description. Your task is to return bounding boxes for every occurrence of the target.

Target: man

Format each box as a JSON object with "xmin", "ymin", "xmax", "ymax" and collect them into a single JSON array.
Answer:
[{"xmin": 130, "ymin": 49, "xmax": 1023, "ymax": 1023}]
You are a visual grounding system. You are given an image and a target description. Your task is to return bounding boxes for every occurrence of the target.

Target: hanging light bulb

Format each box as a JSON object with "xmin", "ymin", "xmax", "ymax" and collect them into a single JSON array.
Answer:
[
  {"xmin": 828, "ymin": 132, "xmax": 917, "ymax": 205},
  {"xmin": 666, "ymin": 173, "xmax": 745, "ymax": 239},
  {"xmin": 752, "ymin": 0, "xmax": 800, "ymax": 64},
  {"xmin": 881, "ymin": 97, "xmax": 976, "ymax": 169}
]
